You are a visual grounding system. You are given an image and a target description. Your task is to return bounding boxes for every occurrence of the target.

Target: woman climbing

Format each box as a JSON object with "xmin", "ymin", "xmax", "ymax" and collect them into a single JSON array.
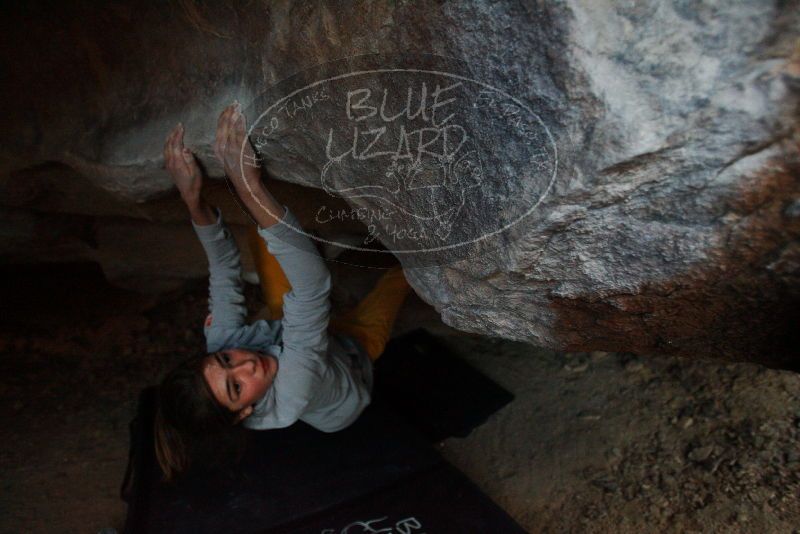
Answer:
[{"xmin": 155, "ymin": 102, "xmax": 411, "ymax": 480}]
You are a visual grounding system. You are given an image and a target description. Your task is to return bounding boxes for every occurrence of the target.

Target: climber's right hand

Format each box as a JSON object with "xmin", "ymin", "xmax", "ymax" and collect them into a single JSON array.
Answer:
[{"xmin": 164, "ymin": 122, "xmax": 203, "ymax": 204}]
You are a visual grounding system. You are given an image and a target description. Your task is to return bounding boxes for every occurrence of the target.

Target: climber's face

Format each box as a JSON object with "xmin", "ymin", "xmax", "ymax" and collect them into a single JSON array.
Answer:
[{"xmin": 201, "ymin": 348, "xmax": 278, "ymax": 422}]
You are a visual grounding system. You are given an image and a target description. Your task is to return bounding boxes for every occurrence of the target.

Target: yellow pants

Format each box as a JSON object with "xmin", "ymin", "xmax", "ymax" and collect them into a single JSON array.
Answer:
[{"xmin": 247, "ymin": 226, "xmax": 411, "ymax": 361}]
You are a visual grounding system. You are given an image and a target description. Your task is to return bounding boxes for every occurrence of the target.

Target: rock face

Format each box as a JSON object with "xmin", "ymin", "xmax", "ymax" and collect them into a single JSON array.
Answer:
[{"xmin": 0, "ymin": 1, "xmax": 798, "ymax": 368}]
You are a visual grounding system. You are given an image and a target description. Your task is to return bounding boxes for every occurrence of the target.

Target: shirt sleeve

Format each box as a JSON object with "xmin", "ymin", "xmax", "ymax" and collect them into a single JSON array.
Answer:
[
  {"xmin": 257, "ymin": 205, "xmax": 332, "ymax": 357},
  {"xmin": 192, "ymin": 207, "xmax": 248, "ymax": 351},
  {"xmin": 255, "ymin": 205, "xmax": 332, "ymax": 426}
]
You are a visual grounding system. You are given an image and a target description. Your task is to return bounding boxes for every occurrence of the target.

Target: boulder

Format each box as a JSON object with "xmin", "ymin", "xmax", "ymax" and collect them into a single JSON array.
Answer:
[{"xmin": 0, "ymin": 1, "xmax": 797, "ymax": 368}]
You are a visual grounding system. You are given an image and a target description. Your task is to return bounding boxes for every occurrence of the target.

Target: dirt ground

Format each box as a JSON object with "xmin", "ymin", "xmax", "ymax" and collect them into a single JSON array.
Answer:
[{"xmin": 0, "ymin": 262, "xmax": 798, "ymax": 533}]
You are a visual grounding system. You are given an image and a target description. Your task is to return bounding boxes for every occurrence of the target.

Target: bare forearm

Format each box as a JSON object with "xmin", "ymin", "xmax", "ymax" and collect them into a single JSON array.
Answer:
[
  {"xmin": 184, "ymin": 194, "xmax": 217, "ymax": 226},
  {"xmin": 235, "ymin": 181, "xmax": 286, "ymax": 229},
  {"xmin": 214, "ymin": 102, "xmax": 286, "ymax": 229}
]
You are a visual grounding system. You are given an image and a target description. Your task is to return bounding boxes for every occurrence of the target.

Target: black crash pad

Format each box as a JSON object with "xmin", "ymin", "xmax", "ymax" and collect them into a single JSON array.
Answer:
[
  {"xmin": 373, "ymin": 328, "xmax": 515, "ymax": 442},
  {"xmin": 121, "ymin": 329, "xmax": 522, "ymax": 533}
]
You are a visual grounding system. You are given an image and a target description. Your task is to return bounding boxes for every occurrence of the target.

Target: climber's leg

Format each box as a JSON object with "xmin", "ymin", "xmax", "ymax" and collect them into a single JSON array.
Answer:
[{"xmin": 329, "ymin": 265, "xmax": 412, "ymax": 361}]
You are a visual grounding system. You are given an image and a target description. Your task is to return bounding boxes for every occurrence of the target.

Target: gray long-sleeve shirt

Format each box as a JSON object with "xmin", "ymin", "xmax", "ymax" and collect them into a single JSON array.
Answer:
[{"xmin": 191, "ymin": 205, "xmax": 373, "ymax": 433}]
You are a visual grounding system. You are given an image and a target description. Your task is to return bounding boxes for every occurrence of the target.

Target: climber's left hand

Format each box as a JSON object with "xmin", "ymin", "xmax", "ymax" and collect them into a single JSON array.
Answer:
[{"xmin": 214, "ymin": 101, "xmax": 262, "ymax": 195}]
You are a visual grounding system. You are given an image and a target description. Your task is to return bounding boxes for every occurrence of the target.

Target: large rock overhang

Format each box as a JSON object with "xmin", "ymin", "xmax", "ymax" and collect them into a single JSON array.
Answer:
[{"xmin": 0, "ymin": 1, "xmax": 797, "ymax": 368}]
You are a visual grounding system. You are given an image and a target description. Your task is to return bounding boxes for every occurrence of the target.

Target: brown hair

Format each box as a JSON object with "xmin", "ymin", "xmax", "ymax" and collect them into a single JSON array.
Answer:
[{"xmin": 154, "ymin": 353, "xmax": 247, "ymax": 480}]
